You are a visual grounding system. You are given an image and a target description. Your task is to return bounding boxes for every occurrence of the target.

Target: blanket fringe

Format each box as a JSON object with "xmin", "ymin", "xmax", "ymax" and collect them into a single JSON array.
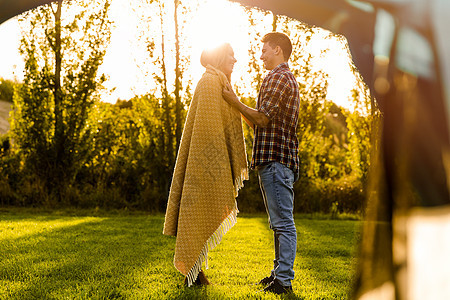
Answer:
[
  {"xmin": 184, "ymin": 167, "xmax": 248, "ymax": 286},
  {"xmin": 185, "ymin": 206, "xmax": 239, "ymax": 286},
  {"xmin": 233, "ymin": 167, "xmax": 249, "ymax": 198}
]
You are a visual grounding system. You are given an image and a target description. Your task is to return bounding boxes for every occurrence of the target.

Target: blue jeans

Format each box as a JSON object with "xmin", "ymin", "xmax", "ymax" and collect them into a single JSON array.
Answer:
[{"xmin": 258, "ymin": 161, "xmax": 297, "ymax": 287}]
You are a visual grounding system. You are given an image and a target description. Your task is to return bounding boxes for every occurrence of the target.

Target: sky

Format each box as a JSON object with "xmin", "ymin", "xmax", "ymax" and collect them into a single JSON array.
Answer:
[
  {"xmin": 0, "ymin": 17, "xmax": 21, "ymax": 81},
  {"xmin": 0, "ymin": 0, "xmax": 357, "ymax": 109}
]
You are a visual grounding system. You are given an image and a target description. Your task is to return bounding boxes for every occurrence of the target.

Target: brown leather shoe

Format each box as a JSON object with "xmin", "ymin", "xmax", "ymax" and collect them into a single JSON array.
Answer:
[{"xmin": 184, "ymin": 270, "xmax": 210, "ymax": 286}]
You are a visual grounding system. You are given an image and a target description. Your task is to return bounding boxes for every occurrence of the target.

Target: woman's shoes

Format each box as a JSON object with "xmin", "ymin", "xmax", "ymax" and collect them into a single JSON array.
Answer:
[
  {"xmin": 184, "ymin": 270, "xmax": 210, "ymax": 286},
  {"xmin": 196, "ymin": 270, "xmax": 210, "ymax": 285}
]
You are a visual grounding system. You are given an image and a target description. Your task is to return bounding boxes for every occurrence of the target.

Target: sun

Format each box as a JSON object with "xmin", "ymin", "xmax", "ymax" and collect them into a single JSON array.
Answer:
[
  {"xmin": 187, "ymin": 0, "xmax": 252, "ymax": 84},
  {"xmin": 189, "ymin": 0, "xmax": 247, "ymax": 50}
]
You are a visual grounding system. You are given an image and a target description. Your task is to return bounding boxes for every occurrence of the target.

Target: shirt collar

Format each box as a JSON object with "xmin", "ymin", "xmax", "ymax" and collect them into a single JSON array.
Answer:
[{"xmin": 268, "ymin": 62, "xmax": 289, "ymax": 75}]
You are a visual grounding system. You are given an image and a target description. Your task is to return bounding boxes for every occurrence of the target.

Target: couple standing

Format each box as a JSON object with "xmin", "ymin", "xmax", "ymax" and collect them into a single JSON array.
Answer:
[{"xmin": 163, "ymin": 32, "xmax": 300, "ymax": 295}]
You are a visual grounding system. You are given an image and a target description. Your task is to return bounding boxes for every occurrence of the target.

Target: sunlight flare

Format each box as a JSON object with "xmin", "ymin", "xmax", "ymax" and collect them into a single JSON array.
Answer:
[{"xmin": 188, "ymin": 0, "xmax": 250, "ymax": 84}]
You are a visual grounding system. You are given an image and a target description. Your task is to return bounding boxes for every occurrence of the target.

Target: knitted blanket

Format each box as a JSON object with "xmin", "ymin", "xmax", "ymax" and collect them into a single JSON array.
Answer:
[{"xmin": 163, "ymin": 65, "xmax": 248, "ymax": 286}]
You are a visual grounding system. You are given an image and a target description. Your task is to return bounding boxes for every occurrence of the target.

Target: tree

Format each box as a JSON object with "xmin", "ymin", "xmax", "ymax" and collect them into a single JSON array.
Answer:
[
  {"xmin": 174, "ymin": 0, "xmax": 182, "ymax": 150},
  {"xmin": 11, "ymin": 0, "xmax": 112, "ymax": 202},
  {"xmin": 0, "ymin": 78, "xmax": 17, "ymax": 102},
  {"xmin": 346, "ymin": 89, "xmax": 374, "ymax": 184},
  {"xmin": 344, "ymin": 37, "xmax": 376, "ymax": 185},
  {"xmin": 237, "ymin": 6, "xmax": 272, "ymax": 96},
  {"xmin": 134, "ymin": 0, "xmax": 194, "ymax": 201},
  {"xmin": 3, "ymin": 0, "xmax": 373, "ymax": 213}
]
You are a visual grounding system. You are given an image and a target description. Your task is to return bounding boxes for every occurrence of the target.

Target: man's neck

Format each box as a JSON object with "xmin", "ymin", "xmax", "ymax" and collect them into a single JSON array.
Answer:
[{"xmin": 270, "ymin": 61, "xmax": 288, "ymax": 71}]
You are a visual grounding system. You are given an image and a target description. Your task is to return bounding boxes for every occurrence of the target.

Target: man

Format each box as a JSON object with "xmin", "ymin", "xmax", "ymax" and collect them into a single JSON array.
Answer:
[{"xmin": 222, "ymin": 32, "xmax": 300, "ymax": 295}]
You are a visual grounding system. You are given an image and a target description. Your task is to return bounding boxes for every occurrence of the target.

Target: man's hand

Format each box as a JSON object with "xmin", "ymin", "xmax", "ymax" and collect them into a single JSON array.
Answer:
[
  {"xmin": 221, "ymin": 82, "xmax": 270, "ymax": 128},
  {"xmin": 222, "ymin": 82, "xmax": 239, "ymax": 108}
]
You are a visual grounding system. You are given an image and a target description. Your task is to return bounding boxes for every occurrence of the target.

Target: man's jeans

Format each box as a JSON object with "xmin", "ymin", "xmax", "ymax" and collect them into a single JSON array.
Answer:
[{"xmin": 258, "ymin": 161, "xmax": 297, "ymax": 287}]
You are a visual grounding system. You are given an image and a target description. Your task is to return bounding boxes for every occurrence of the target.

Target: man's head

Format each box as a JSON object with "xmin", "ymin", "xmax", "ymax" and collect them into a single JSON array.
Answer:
[{"xmin": 260, "ymin": 32, "xmax": 292, "ymax": 70}]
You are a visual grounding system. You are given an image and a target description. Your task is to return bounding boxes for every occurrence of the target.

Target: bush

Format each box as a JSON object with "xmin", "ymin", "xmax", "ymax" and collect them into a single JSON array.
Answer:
[
  {"xmin": 233, "ymin": 170, "xmax": 364, "ymax": 215},
  {"xmin": 236, "ymin": 171, "xmax": 264, "ymax": 213},
  {"xmin": 0, "ymin": 147, "xmax": 21, "ymax": 206},
  {"xmin": 294, "ymin": 176, "xmax": 364, "ymax": 214},
  {"xmin": 0, "ymin": 134, "xmax": 10, "ymax": 155},
  {"xmin": 0, "ymin": 78, "xmax": 16, "ymax": 103}
]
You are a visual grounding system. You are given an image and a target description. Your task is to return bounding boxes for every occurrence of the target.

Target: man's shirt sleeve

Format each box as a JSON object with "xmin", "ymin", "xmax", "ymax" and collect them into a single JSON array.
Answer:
[{"xmin": 258, "ymin": 73, "xmax": 289, "ymax": 120}]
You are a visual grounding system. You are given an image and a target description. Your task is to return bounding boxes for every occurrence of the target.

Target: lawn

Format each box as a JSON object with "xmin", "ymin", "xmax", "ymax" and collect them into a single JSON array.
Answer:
[{"xmin": 0, "ymin": 208, "xmax": 360, "ymax": 299}]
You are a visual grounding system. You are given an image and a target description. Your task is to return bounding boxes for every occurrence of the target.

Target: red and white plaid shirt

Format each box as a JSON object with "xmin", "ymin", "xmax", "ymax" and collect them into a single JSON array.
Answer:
[{"xmin": 251, "ymin": 62, "xmax": 300, "ymax": 172}]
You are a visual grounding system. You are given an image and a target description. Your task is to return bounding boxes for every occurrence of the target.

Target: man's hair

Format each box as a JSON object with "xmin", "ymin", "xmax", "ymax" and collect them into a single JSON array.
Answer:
[{"xmin": 262, "ymin": 32, "xmax": 293, "ymax": 61}]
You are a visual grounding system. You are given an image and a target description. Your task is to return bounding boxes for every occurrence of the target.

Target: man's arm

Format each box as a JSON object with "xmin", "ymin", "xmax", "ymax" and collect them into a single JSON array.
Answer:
[
  {"xmin": 241, "ymin": 115, "xmax": 254, "ymax": 129},
  {"xmin": 222, "ymin": 83, "xmax": 270, "ymax": 128}
]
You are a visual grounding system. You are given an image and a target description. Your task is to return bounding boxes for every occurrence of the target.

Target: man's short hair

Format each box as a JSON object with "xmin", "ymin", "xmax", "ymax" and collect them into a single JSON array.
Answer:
[{"xmin": 262, "ymin": 32, "xmax": 293, "ymax": 61}]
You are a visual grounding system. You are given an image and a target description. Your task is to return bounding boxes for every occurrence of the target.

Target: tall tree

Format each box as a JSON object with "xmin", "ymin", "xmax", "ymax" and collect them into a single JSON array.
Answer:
[
  {"xmin": 54, "ymin": 0, "xmax": 63, "ymax": 183},
  {"xmin": 174, "ymin": 0, "xmax": 182, "ymax": 151},
  {"xmin": 135, "ymin": 0, "xmax": 193, "ymax": 167},
  {"xmin": 272, "ymin": 12, "xmax": 277, "ymax": 31},
  {"xmin": 12, "ymin": 0, "xmax": 112, "ymax": 202},
  {"xmin": 131, "ymin": 0, "xmax": 194, "ymax": 206},
  {"xmin": 239, "ymin": 7, "xmax": 271, "ymax": 95},
  {"xmin": 157, "ymin": 0, "xmax": 175, "ymax": 169}
]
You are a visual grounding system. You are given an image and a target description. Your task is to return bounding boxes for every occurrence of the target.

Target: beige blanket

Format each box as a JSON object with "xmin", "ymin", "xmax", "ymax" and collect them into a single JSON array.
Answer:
[{"xmin": 163, "ymin": 65, "xmax": 248, "ymax": 286}]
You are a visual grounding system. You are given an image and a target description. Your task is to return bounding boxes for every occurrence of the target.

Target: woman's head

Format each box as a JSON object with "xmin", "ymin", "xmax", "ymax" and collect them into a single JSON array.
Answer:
[{"xmin": 200, "ymin": 43, "xmax": 237, "ymax": 80}]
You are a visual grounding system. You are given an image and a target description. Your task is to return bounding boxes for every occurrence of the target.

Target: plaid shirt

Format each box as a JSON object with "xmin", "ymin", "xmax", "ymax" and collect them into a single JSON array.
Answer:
[{"xmin": 251, "ymin": 62, "xmax": 300, "ymax": 171}]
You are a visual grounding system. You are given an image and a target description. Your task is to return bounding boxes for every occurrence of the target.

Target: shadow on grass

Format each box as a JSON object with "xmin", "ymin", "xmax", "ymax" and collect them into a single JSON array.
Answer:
[
  {"xmin": 296, "ymin": 218, "xmax": 360, "ymax": 299},
  {"xmin": 253, "ymin": 215, "xmax": 360, "ymax": 299},
  {"xmin": 0, "ymin": 214, "xmax": 182, "ymax": 299},
  {"xmin": 0, "ymin": 211, "xmax": 358, "ymax": 299}
]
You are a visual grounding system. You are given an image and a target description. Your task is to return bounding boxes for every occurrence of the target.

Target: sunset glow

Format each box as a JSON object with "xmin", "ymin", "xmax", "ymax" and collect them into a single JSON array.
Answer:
[
  {"xmin": 187, "ymin": 0, "xmax": 256, "ymax": 87},
  {"xmin": 0, "ymin": 0, "xmax": 358, "ymax": 109}
]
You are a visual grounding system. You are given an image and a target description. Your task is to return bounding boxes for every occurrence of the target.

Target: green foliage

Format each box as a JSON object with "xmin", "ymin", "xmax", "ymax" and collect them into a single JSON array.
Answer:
[
  {"xmin": 295, "ymin": 176, "xmax": 364, "ymax": 215},
  {"xmin": 0, "ymin": 78, "xmax": 17, "ymax": 103},
  {"xmin": 232, "ymin": 13, "xmax": 371, "ymax": 214},
  {"xmin": 238, "ymin": 7, "xmax": 272, "ymax": 95},
  {"xmin": 10, "ymin": 0, "xmax": 112, "ymax": 203},
  {"xmin": 0, "ymin": 133, "xmax": 10, "ymax": 156},
  {"xmin": 0, "ymin": 210, "xmax": 360, "ymax": 299},
  {"xmin": 1, "ymin": 2, "xmax": 374, "ymax": 214},
  {"xmin": 0, "ymin": 134, "xmax": 16, "ymax": 205},
  {"xmin": 134, "ymin": 0, "xmax": 194, "ymax": 169},
  {"xmin": 77, "ymin": 96, "xmax": 175, "ymax": 210},
  {"xmin": 345, "ymin": 89, "xmax": 375, "ymax": 184}
]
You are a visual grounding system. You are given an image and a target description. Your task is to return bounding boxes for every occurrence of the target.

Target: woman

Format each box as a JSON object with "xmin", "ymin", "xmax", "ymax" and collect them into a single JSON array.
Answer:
[{"xmin": 163, "ymin": 43, "xmax": 248, "ymax": 286}]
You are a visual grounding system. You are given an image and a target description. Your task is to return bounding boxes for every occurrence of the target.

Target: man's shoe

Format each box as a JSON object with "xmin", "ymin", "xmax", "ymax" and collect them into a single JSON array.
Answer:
[
  {"xmin": 263, "ymin": 279, "xmax": 293, "ymax": 295},
  {"xmin": 257, "ymin": 275, "xmax": 274, "ymax": 286}
]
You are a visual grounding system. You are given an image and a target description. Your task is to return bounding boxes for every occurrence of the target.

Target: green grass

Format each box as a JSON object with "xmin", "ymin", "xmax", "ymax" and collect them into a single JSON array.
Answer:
[{"xmin": 0, "ymin": 208, "xmax": 360, "ymax": 299}]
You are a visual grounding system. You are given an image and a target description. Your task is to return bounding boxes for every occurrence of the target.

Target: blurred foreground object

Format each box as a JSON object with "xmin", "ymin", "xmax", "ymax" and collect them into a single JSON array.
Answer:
[
  {"xmin": 0, "ymin": 0, "xmax": 54, "ymax": 24},
  {"xmin": 233, "ymin": 0, "xmax": 449, "ymax": 299},
  {"xmin": 353, "ymin": 1, "xmax": 450, "ymax": 299}
]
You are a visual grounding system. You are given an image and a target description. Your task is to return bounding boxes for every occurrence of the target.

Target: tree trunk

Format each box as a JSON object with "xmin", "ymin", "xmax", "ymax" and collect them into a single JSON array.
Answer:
[
  {"xmin": 54, "ymin": 0, "xmax": 62, "ymax": 153},
  {"xmin": 158, "ymin": 1, "xmax": 174, "ymax": 169},
  {"xmin": 54, "ymin": 0, "xmax": 65, "ymax": 200},
  {"xmin": 174, "ymin": 0, "xmax": 182, "ymax": 153},
  {"xmin": 272, "ymin": 12, "xmax": 277, "ymax": 31}
]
